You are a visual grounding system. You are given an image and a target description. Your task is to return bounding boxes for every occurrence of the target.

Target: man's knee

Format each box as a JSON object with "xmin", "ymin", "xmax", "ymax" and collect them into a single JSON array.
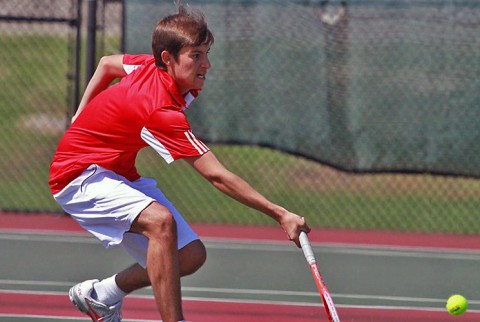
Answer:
[
  {"xmin": 131, "ymin": 202, "xmax": 177, "ymax": 240},
  {"xmin": 180, "ymin": 240, "xmax": 207, "ymax": 276}
]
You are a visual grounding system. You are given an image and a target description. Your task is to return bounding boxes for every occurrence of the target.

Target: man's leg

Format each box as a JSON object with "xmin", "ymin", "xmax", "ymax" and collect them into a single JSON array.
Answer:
[
  {"xmin": 91, "ymin": 207, "xmax": 206, "ymax": 319},
  {"xmin": 126, "ymin": 201, "xmax": 205, "ymax": 322},
  {"xmin": 115, "ymin": 240, "xmax": 207, "ymax": 294},
  {"xmin": 89, "ymin": 234, "xmax": 206, "ymax": 320}
]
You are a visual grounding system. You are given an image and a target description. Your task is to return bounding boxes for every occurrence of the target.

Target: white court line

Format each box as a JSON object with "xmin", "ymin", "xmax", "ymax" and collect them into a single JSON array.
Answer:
[
  {"xmin": 0, "ymin": 314, "xmax": 157, "ymax": 322},
  {"xmin": 0, "ymin": 231, "xmax": 97, "ymax": 244},
  {"xmin": 0, "ymin": 279, "xmax": 73, "ymax": 287},
  {"xmin": 206, "ymin": 239, "xmax": 480, "ymax": 261},
  {"xmin": 3, "ymin": 229, "xmax": 480, "ymax": 256},
  {"xmin": 2, "ymin": 288, "xmax": 480, "ymax": 314},
  {"xmin": 1, "ymin": 281, "xmax": 479, "ymax": 307},
  {"xmin": 1, "ymin": 230, "xmax": 480, "ymax": 261},
  {"xmin": 0, "ymin": 314, "xmax": 82, "ymax": 321},
  {"xmin": 0, "ymin": 288, "xmax": 318, "ymax": 308},
  {"xmin": 1, "ymin": 231, "xmax": 480, "ymax": 311}
]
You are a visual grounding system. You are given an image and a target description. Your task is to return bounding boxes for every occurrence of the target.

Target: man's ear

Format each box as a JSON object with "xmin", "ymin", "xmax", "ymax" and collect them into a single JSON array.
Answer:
[{"xmin": 161, "ymin": 51, "xmax": 172, "ymax": 67}]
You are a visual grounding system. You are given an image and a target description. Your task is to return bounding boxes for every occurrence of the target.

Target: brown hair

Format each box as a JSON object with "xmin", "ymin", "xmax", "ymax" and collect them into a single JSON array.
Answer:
[{"xmin": 152, "ymin": 1, "xmax": 214, "ymax": 69}]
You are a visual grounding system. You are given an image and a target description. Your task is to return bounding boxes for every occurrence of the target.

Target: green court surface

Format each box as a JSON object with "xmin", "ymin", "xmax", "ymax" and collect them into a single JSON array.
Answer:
[{"xmin": 0, "ymin": 223, "xmax": 480, "ymax": 321}]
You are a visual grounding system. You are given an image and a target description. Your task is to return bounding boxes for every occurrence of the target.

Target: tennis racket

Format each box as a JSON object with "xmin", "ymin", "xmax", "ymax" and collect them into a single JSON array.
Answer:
[{"xmin": 299, "ymin": 231, "xmax": 341, "ymax": 322}]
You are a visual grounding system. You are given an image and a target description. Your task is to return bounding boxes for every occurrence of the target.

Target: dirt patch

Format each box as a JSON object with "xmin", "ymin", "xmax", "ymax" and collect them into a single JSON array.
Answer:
[{"xmin": 16, "ymin": 113, "xmax": 67, "ymax": 135}]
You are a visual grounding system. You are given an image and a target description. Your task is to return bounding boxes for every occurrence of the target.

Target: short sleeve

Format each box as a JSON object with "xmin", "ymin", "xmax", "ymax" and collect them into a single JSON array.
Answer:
[
  {"xmin": 140, "ymin": 107, "xmax": 209, "ymax": 163},
  {"xmin": 123, "ymin": 54, "xmax": 155, "ymax": 74}
]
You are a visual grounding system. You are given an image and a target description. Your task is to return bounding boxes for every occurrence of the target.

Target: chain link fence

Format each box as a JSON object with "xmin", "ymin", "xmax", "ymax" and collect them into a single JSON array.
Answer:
[
  {"xmin": 1, "ymin": 0, "xmax": 479, "ymax": 235},
  {"xmin": 0, "ymin": 0, "xmax": 79, "ymax": 210}
]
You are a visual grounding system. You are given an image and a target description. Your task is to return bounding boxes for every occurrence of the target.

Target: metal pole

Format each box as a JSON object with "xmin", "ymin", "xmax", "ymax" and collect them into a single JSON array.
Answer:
[
  {"xmin": 121, "ymin": 0, "xmax": 126, "ymax": 52},
  {"xmin": 73, "ymin": 0, "xmax": 82, "ymax": 115},
  {"xmin": 85, "ymin": 0, "xmax": 97, "ymax": 86}
]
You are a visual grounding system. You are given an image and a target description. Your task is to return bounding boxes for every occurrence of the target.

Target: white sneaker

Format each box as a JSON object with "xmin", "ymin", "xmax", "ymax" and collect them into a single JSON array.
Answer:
[{"xmin": 69, "ymin": 279, "xmax": 123, "ymax": 322}]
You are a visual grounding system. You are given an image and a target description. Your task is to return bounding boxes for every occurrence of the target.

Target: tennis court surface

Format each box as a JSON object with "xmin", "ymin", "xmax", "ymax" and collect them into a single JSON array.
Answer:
[{"xmin": 1, "ymin": 212, "xmax": 479, "ymax": 321}]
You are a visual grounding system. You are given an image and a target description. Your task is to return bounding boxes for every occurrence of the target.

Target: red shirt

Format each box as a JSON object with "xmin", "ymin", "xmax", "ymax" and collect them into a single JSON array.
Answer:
[{"xmin": 49, "ymin": 54, "xmax": 209, "ymax": 194}]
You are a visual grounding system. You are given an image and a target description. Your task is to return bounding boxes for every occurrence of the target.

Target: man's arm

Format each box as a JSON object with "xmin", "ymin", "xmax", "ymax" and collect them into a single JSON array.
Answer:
[
  {"xmin": 72, "ymin": 54, "xmax": 126, "ymax": 123},
  {"xmin": 184, "ymin": 151, "xmax": 310, "ymax": 246}
]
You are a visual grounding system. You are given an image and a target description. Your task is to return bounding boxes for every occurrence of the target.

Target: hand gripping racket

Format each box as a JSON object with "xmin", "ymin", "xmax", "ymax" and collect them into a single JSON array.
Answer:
[{"xmin": 299, "ymin": 231, "xmax": 341, "ymax": 322}]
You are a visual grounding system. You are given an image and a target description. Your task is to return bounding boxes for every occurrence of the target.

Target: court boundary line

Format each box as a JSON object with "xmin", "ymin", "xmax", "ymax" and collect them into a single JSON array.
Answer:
[
  {"xmin": 2, "ymin": 284, "xmax": 480, "ymax": 312},
  {"xmin": 1, "ymin": 211, "xmax": 480, "ymax": 251},
  {"xmin": 0, "ymin": 313, "xmax": 157, "ymax": 322},
  {"xmin": 2, "ymin": 229, "xmax": 480, "ymax": 261},
  {"xmin": 3, "ymin": 289, "xmax": 479, "ymax": 314},
  {"xmin": 2, "ymin": 212, "xmax": 480, "ymax": 321}
]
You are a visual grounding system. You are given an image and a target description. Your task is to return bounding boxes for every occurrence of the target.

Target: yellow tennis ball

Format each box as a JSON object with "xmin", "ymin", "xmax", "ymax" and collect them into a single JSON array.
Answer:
[{"xmin": 446, "ymin": 294, "xmax": 468, "ymax": 316}]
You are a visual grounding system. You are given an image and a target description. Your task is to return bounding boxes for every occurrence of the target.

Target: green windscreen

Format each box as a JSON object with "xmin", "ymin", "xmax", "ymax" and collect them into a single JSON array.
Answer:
[{"xmin": 125, "ymin": 0, "xmax": 480, "ymax": 177}]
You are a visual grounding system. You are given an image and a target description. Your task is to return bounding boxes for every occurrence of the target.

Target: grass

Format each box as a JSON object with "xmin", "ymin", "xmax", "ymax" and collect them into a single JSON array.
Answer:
[
  {"xmin": 0, "ymin": 34, "xmax": 69, "ymax": 212},
  {"xmin": 1, "ymin": 34, "xmax": 480, "ymax": 234},
  {"xmin": 136, "ymin": 146, "xmax": 480, "ymax": 234}
]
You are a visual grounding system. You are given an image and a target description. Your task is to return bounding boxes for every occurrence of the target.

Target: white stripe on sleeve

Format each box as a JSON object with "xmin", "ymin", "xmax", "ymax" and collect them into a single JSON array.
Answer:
[
  {"xmin": 185, "ymin": 131, "xmax": 209, "ymax": 154},
  {"xmin": 140, "ymin": 127, "xmax": 174, "ymax": 163},
  {"xmin": 123, "ymin": 64, "xmax": 141, "ymax": 75}
]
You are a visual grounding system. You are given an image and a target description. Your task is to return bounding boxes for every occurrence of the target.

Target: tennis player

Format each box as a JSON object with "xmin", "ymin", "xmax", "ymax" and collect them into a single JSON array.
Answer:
[{"xmin": 49, "ymin": 2, "xmax": 310, "ymax": 322}]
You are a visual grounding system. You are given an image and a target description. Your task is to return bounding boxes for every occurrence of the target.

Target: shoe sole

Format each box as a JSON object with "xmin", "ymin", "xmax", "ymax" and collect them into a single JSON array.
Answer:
[
  {"xmin": 69, "ymin": 284, "xmax": 121, "ymax": 322},
  {"xmin": 69, "ymin": 285, "xmax": 89, "ymax": 314}
]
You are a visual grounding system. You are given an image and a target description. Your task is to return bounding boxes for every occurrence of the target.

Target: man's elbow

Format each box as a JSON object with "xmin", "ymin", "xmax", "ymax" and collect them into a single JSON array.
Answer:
[{"xmin": 98, "ymin": 55, "xmax": 126, "ymax": 78}]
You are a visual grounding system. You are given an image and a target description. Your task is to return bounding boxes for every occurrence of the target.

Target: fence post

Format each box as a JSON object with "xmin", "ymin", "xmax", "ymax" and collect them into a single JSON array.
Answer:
[
  {"xmin": 121, "ymin": 0, "xmax": 126, "ymax": 52},
  {"xmin": 85, "ymin": 0, "xmax": 97, "ymax": 85},
  {"xmin": 72, "ymin": 0, "xmax": 83, "ymax": 118}
]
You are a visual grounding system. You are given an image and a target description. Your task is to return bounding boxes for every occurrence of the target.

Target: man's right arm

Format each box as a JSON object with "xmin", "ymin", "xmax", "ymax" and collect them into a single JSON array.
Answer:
[
  {"xmin": 184, "ymin": 151, "xmax": 310, "ymax": 247},
  {"xmin": 72, "ymin": 54, "xmax": 126, "ymax": 123}
]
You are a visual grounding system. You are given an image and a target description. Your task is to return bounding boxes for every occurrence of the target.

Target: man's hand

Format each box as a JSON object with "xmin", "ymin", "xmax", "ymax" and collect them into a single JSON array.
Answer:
[
  {"xmin": 185, "ymin": 152, "xmax": 311, "ymax": 247},
  {"xmin": 279, "ymin": 211, "xmax": 311, "ymax": 248}
]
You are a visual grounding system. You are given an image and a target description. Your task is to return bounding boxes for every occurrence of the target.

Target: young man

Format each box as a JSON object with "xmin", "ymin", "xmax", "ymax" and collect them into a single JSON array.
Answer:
[{"xmin": 49, "ymin": 3, "xmax": 310, "ymax": 322}]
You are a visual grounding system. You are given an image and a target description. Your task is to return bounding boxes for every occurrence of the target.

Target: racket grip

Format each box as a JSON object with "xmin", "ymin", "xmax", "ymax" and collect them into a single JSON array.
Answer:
[{"xmin": 299, "ymin": 231, "xmax": 316, "ymax": 265}]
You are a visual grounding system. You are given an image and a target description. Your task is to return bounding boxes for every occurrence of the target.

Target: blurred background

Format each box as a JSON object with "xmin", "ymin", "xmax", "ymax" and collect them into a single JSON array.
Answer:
[{"xmin": 1, "ymin": 0, "xmax": 479, "ymax": 234}]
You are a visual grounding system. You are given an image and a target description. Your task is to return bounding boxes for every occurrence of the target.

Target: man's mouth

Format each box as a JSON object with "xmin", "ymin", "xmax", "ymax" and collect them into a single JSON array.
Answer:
[{"xmin": 197, "ymin": 73, "xmax": 206, "ymax": 80}]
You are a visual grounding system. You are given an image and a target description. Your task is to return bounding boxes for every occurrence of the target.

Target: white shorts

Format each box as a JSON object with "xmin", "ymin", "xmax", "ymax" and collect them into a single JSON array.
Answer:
[{"xmin": 53, "ymin": 164, "xmax": 199, "ymax": 268}]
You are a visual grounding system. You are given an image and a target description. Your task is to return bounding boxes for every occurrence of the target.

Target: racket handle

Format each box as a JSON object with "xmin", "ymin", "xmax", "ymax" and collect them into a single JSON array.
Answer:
[
  {"xmin": 299, "ymin": 231, "xmax": 316, "ymax": 265},
  {"xmin": 300, "ymin": 232, "xmax": 341, "ymax": 322}
]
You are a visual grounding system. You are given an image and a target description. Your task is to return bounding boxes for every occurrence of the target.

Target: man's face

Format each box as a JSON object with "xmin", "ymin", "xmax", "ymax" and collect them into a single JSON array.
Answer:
[{"xmin": 167, "ymin": 45, "xmax": 211, "ymax": 95}]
